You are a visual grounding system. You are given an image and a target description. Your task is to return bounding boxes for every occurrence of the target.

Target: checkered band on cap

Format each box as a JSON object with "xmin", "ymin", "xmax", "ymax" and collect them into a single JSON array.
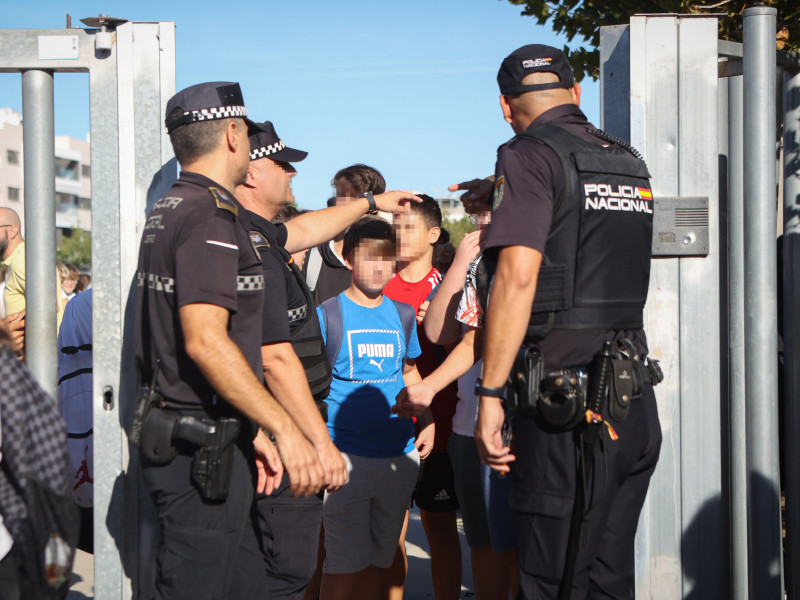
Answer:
[
  {"xmin": 250, "ymin": 140, "xmax": 286, "ymax": 160},
  {"xmin": 187, "ymin": 105, "xmax": 248, "ymax": 123}
]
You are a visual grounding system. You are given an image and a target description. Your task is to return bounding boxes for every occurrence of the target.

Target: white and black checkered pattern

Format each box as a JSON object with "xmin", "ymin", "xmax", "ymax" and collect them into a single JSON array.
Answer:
[
  {"xmin": 187, "ymin": 105, "xmax": 247, "ymax": 123},
  {"xmin": 0, "ymin": 346, "xmax": 70, "ymax": 538},
  {"xmin": 287, "ymin": 304, "xmax": 307, "ymax": 323},
  {"xmin": 137, "ymin": 272, "xmax": 175, "ymax": 293},
  {"xmin": 250, "ymin": 140, "xmax": 286, "ymax": 160},
  {"xmin": 237, "ymin": 274, "xmax": 265, "ymax": 291}
]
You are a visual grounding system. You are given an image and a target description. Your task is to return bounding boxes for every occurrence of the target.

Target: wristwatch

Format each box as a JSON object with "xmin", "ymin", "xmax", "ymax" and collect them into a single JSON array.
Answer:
[
  {"xmin": 475, "ymin": 377, "xmax": 506, "ymax": 399},
  {"xmin": 359, "ymin": 191, "xmax": 378, "ymax": 214}
]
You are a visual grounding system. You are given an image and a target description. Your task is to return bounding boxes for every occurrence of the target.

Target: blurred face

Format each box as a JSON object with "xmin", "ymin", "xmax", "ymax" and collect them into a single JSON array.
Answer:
[
  {"xmin": 470, "ymin": 210, "xmax": 492, "ymax": 231},
  {"xmin": 394, "ymin": 212, "xmax": 439, "ymax": 262},
  {"xmin": 334, "ymin": 181, "xmax": 361, "ymax": 207},
  {"xmin": 250, "ymin": 157, "xmax": 297, "ymax": 215},
  {"xmin": 62, "ymin": 274, "xmax": 77, "ymax": 295},
  {"xmin": 347, "ymin": 242, "xmax": 395, "ymax": 295}
]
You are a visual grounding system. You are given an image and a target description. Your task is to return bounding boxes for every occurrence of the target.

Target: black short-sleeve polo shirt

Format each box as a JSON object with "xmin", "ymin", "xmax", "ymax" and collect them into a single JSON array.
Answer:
[{"xmin": 135, "ymin": 171, "xmax": 265, "ymax": 409}]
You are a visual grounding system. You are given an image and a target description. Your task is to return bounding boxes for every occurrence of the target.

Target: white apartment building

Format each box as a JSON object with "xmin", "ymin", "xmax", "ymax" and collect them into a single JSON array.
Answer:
[
  {"xmin": 0, "ymin": 108, "xmax": 91, "ymax": 237},
  {"xmin": 436, "ymin": 196, "xmax": 466, "ymax": 222}
]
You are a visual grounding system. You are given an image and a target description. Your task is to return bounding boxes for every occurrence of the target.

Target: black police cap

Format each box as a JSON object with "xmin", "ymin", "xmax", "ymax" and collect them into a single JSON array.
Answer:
[
  {"xmin": 248, "ymin": 121, "xmax": 308, "ymax": 163},
  {"xmin": 497, "ymin": 44, "xmax": 575, "ymax": 96},
  {"xmin": 165, "ymin": 81, "xmax": 255, "ymax": 133}
]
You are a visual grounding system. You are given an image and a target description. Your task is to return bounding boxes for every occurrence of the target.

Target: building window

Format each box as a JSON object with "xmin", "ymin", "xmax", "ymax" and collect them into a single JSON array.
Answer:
[
  {"xmin": 81, "ymin": 164, "xmax": 91, "ymax": 179},
  {"xmin": 55, "ymin": 157, "xmax": 79, "ymax": 181},
  {"xmin": 7, "ymin": 150, "xmax": 19, "ymax": 165},
  {"xmin": 77, "ymin": 196, "xmax": 91, "ymax": 210},
  {"xmin": 7, "ymin": 187, "xmax": 20, "ymax": 202}
]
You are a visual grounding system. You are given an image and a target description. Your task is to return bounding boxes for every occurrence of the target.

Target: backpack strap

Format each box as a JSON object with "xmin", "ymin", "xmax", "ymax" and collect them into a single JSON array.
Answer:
[
  {"xmin": 319, "ymin": 295, "xmax": 343, "ymax": 366},
  {"xmin": 304, "ymin": 246, "xmax": 323, "ymax": 292},
  {"xmin": 389, "ymin": 299, "xmax": 416, "ymax": 353}
]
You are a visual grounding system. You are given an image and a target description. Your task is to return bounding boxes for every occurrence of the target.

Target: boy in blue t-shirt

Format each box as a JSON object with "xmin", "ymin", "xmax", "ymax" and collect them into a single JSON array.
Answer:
[{"xmin": 317, "ymin": 216, "xmax": 434, "ymax": 599}]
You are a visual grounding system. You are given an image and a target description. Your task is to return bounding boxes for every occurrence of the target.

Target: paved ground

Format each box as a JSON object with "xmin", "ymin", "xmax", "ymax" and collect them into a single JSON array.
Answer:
[{"xmin": 67, "ymin": 507, "xmax": 476, "ymax": 599}]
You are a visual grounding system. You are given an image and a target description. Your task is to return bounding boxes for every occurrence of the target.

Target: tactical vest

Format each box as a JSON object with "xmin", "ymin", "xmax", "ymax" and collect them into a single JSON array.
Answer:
[
  {"xmin": 481, "ymin": 124, "xmax": 654, "ymax": 341},
  {"xmin": 249, "ymin": 225, "xmax": 333, "ymax": 403}
]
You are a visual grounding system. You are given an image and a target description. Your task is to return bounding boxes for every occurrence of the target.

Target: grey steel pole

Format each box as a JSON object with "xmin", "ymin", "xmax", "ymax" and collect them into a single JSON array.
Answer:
[
  {"xmin": 21, "ymin": 69, "xmax": 58, "ymax": 400},
  {"xmin": 727, "ymin": 73, "xmax": 749, "ymax": 600},
  {"xmin": 783, "ymin": 64, "xmax": 800, "ymax": 600},
  {"xmin": 743, "ymin": 7, "xmax": 782, "ymax": 599}
]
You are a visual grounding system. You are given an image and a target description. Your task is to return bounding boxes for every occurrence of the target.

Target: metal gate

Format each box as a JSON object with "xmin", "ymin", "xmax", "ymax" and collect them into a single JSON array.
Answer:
[
  {"xmin": 0, "ymin": 21, "xmax": 176, "ymax": 599},
  {"xmin": 600, "ymin": 9, "xmax": 800, "ymax": 599}
]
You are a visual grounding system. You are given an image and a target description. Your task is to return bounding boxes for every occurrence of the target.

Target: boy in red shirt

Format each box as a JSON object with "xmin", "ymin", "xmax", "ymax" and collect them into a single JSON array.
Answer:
[{"xmin": 383, "ymin": 195, "xmax": 461, "ymax": 600}]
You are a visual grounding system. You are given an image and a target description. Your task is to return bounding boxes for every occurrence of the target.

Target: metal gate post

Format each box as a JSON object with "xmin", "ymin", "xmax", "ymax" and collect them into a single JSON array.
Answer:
[
  {"xmin": 602, "ymin": 14, "xmax": 726, "ymax": 598},
  {"xmin": 725, "ymin": 71, "xmax": 748, "ymax": 600},
  {"xmin": 21, "ymin": 69, "xmax": 57, "ymax": 398},
  {"xmin": 0, "ymin": 23, "xmax": 175, "ymax": 599},
  {"xmin": 742, "ymin": 7, "xmax": 783, "ymax": 598},
  {"xmin": 782, "ymin": 59, "xmax": 800, "ymax": 600}
]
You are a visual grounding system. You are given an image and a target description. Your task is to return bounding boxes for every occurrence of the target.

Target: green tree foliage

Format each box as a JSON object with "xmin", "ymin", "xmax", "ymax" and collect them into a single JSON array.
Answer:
[
  {"xmin": 506, "ymin": 0, "xmax": 800, "ymax": 81},
  {"xmin": 57, "ymin": 227, "xmax": 91, "ymax": 269},
  {"xmin": 442, "ymin": 215, "xmax": 475, "ymax": 247}
]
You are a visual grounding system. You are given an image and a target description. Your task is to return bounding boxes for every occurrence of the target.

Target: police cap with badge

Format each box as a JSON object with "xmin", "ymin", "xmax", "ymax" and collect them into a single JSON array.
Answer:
[
  {"xmin": 165, "ymin": 81, "xmax": 256, "ymax": 133},
  {"xmin": 497, "ymin": 44, "xmax": 576, "ymax": 95}
]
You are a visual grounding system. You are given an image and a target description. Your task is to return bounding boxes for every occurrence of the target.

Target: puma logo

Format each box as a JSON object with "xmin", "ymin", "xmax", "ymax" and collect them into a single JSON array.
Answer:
[{"xmin": 369, "ymin": 358, "xmax": 385, "ymax": 372}]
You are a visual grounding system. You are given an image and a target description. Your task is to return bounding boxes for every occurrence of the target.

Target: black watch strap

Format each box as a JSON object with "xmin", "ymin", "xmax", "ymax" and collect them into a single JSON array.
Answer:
[
  {"xmin": 359, "ymin": 191, "xmax": 378, "ymax": 214},
  {"xmin": 475, "ymin": 377, "xmax": 506, "ymax": 399}
]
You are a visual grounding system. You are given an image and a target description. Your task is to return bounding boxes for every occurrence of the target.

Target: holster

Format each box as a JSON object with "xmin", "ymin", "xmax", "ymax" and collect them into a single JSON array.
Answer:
[
  {"xmin": 138, "ymin": 406, "xmax": 241, "ymax": 502},
  {"xmin": 186, "ymin": 417, "xmax": 240, "ymax": 502},
  {"xmin": 506, "ymin": 345, "xmax": 544, "ymax": 414}
]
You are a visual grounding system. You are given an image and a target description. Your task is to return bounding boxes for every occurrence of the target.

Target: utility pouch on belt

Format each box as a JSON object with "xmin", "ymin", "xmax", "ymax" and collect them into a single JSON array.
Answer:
[
  {"xmin": 506, "ymin": 345, "xmax": 544, "ymax": 414},
  {"xmin": 139, "ymin": 406, "xmax": 179, "ymax": 463},
  {"xmin": 607, "ymin": 339, "xmax": 664, "ymax": 423}
]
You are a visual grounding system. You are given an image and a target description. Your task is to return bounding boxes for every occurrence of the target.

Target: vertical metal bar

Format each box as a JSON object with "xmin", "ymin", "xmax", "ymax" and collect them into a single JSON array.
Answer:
[
  {"xmin": 628, "ymin": 15, "xmax": 684, "ymax": 599},
  {"xmin": 21, "ymin": 69, "xmax": 57, "ymax": 399},
  {"xmin": 727, "ymin": 72, "xmax": 749, "ymax": 600},
  {"xmin": 743, "ymin": 7, "xmax": 783, "ymax": 599},
  {"xmin": 782, "ymin": 64, "xmax": 800, "ymax": 600},
  {"xmin": 677, "ymin": 17, "xmax": 726, "ymax": 598},
  {"xmin": 89, "ymin": 28, "xmax": 124, "ymax": 598}
]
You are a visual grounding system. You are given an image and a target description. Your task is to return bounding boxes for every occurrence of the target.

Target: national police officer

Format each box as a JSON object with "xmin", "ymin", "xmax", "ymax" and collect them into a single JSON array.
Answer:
[
  {"xmin": 233, "ymin": 120, "xmax": 421, "ymax": 599},
  {"xmin": 134, "ymin": 82, "xmax": 323, "ymax": 600},
  {"xmin": 472, "ymin": 46, "xmax": 663, "ymax": 599}
]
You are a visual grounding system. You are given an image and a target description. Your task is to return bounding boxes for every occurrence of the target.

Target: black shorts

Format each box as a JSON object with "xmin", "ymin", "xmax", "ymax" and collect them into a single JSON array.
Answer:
[{"xmin": 413, "ymin": 451, "xmax": 459, "ymax": 512}]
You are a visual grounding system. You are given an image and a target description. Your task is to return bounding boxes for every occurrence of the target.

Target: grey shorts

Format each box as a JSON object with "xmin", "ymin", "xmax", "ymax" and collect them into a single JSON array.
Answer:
[{"xmin": 322, "ymin": 449, "xmax": 420, "ymax": 574}]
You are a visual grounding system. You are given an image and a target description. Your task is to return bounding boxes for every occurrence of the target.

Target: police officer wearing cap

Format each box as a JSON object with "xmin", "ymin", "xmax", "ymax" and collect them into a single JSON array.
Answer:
[
  {"xmin": 233, "ymin": 120, "xmax": 421, "ymax": 599},
  {"xmin": 472, "ymin": 46, "xmax": 663, "ymax": 598},
  {"xmin": 134, "ymin": 82, "xmax": 324, "ymax": 600}
]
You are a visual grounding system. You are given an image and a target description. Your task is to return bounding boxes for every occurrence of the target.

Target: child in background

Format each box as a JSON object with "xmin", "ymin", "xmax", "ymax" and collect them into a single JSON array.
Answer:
[
  {"xmin": 383, "ymin": 195, "xmax": 462, "ymax": 600},
  {"xmin": 317, "ymin": 216, "xmax": 434, "ymax": 600}
]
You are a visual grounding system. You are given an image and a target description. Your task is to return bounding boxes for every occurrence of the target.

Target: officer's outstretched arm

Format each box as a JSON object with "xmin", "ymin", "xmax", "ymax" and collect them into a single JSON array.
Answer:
[
  {"xmin": 283, "ymin": 191, "xmax": 421, "ymax": 254},
  {"xmin": 180, "ymin": 302, "xmax": 325, "ymax": 497},
  {"xmin": 475, "ymin": 245, "xmax": 542, "ymax": 472}
]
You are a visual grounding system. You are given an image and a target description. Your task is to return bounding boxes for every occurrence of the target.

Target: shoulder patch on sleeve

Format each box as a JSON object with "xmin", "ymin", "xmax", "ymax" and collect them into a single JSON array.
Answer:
[
  {"xmin": 249, "ymin": 230, "xmax": 270, "ymax": 250},
  {"xmin": 209, "ymin": 187, "xmax": 238, "ymax": 217},
  {"xmin": 493, "ymin": 175, "xmax": 505, "ymax": 211}
]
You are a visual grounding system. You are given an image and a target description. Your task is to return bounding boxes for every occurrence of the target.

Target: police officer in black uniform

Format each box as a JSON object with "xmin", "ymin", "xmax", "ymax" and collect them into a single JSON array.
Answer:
[
  {"xmin": 134, "ymin": 82, "xmax": 323, "ymax": 600},
  {"xmin": 233, "ymin": 121, "xmax": 421, "ymax": 599},
  {"xmin": 472, "ymin": 46, "xmax": 663, "ymax": 599}
]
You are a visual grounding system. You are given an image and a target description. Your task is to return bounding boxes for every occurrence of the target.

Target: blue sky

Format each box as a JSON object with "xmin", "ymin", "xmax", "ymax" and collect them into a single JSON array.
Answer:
[{"xmin": 0, "ymin": 0, "xmax": 599, "ymax": 210}]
